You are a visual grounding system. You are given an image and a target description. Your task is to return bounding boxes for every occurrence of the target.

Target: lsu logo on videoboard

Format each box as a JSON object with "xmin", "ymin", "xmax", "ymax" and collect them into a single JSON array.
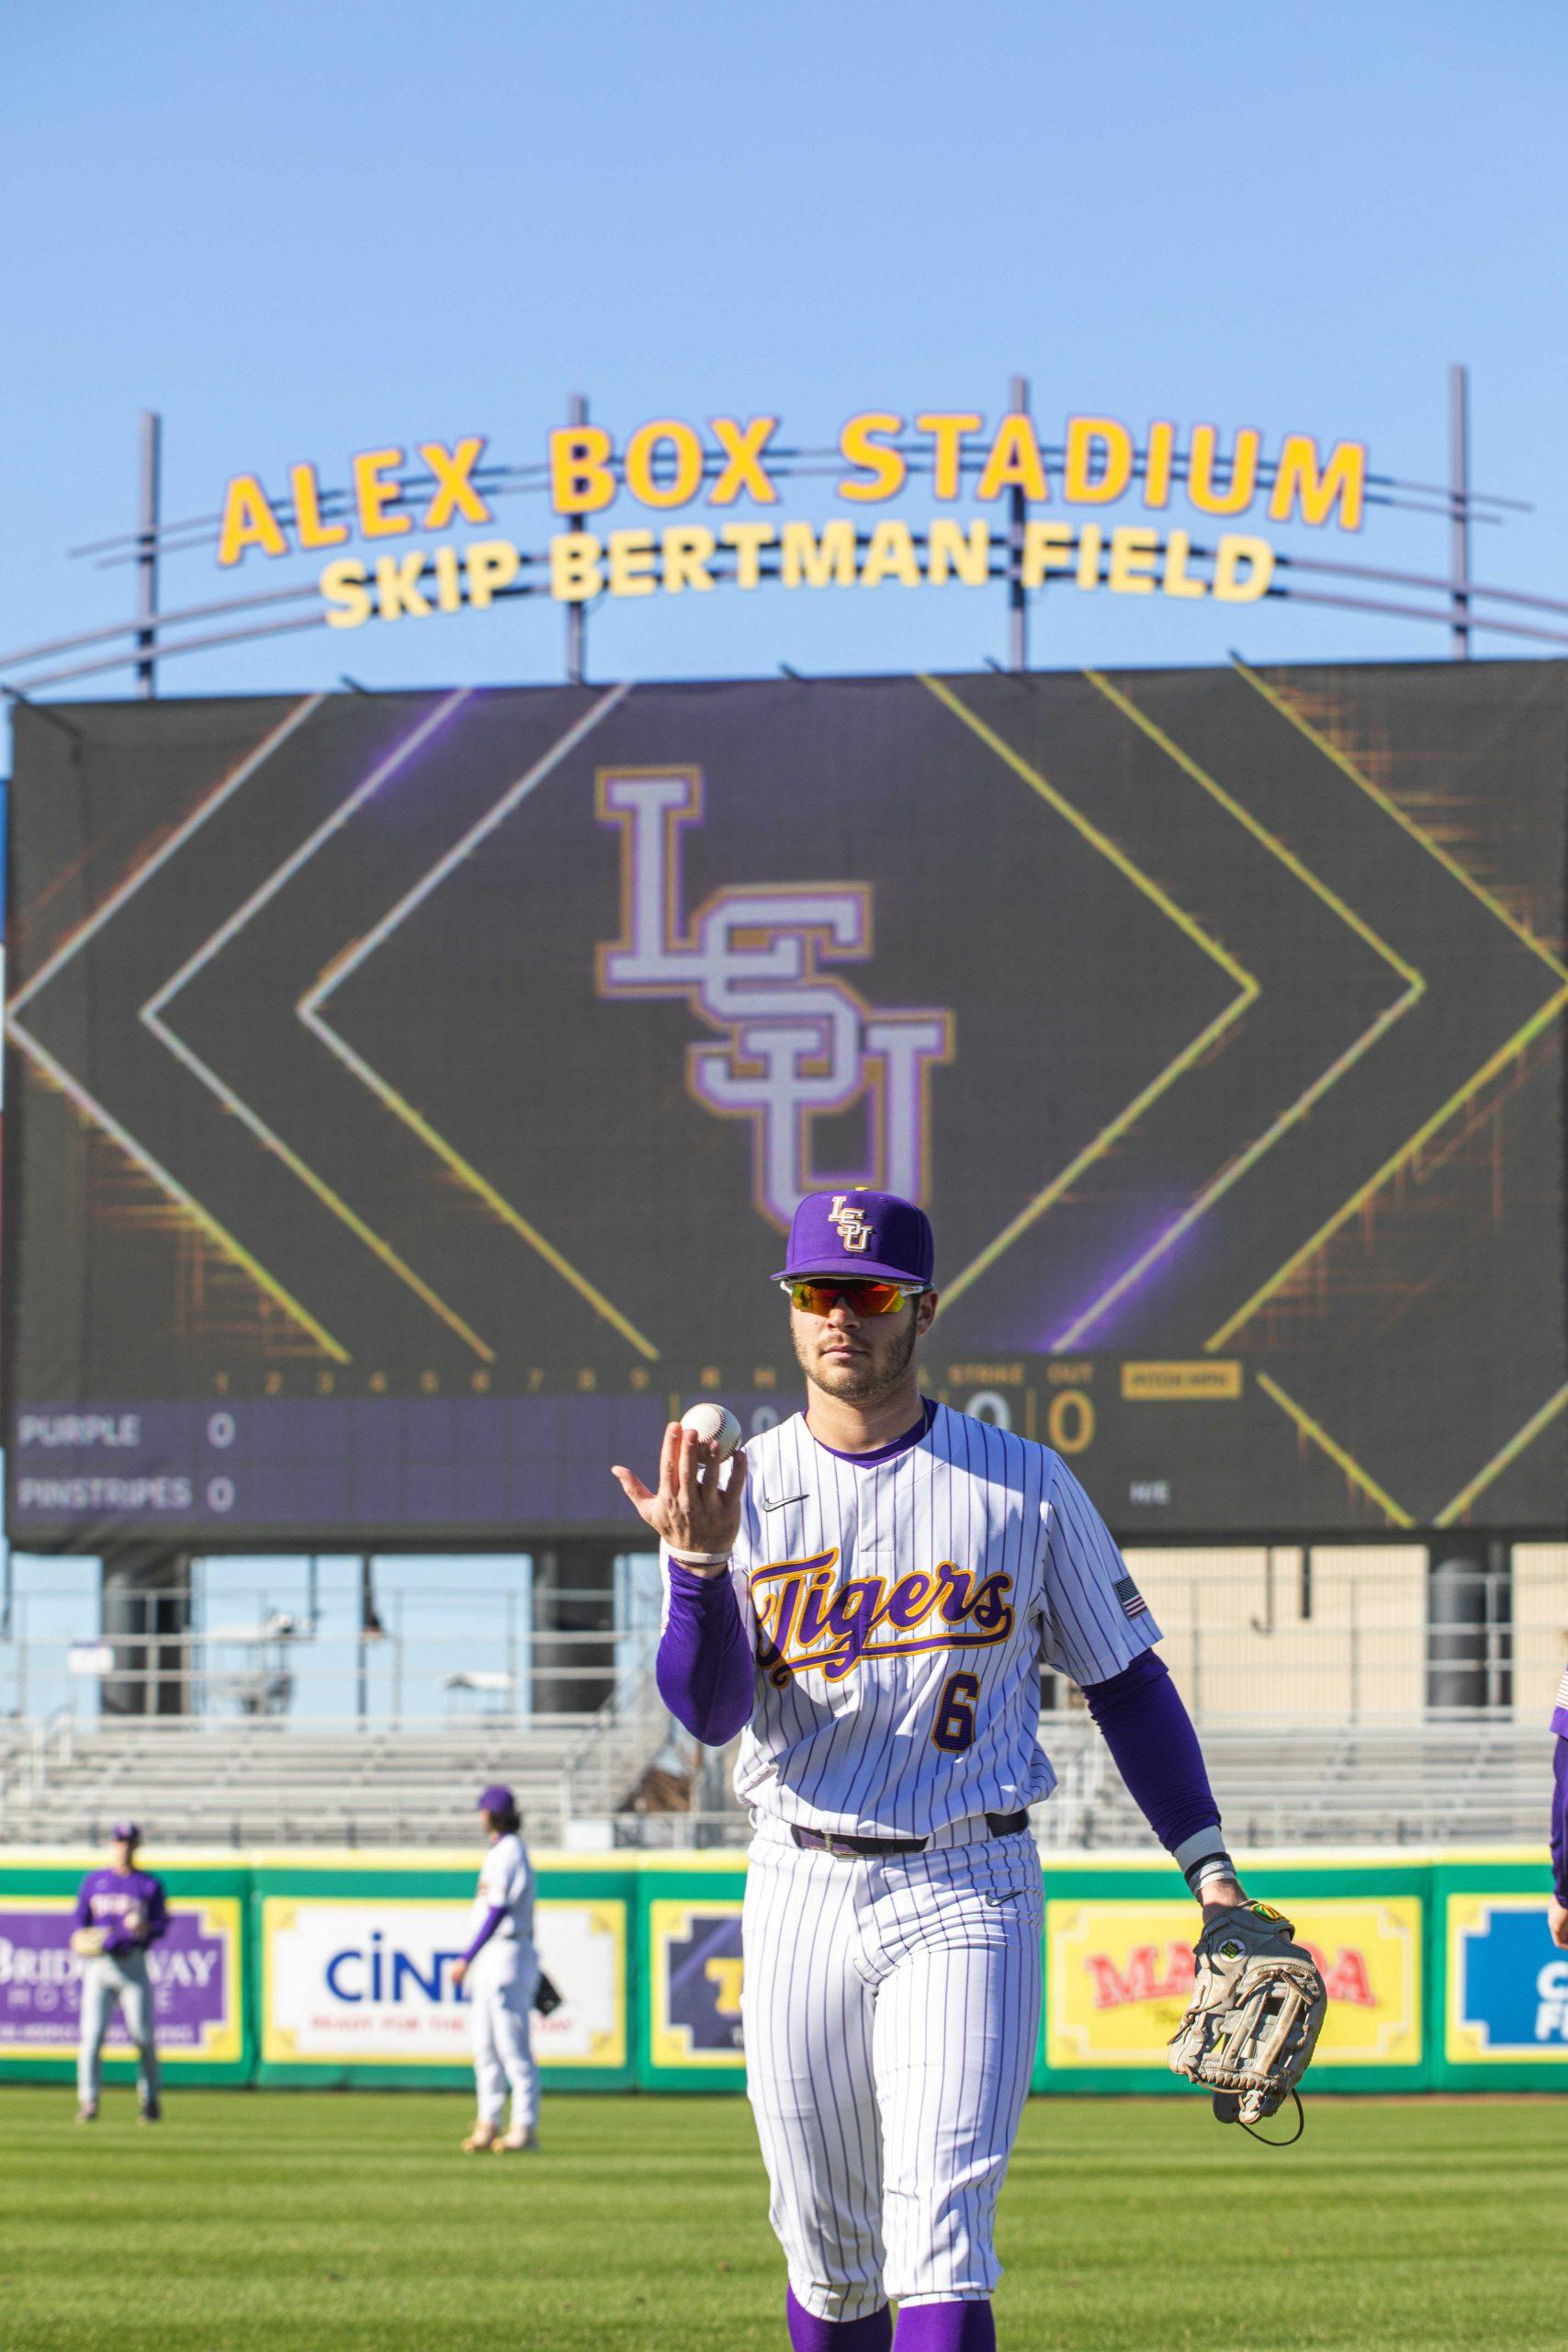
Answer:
[
  {"xmin": 1045, "ymin": 1898, "xmax": 1422, "ymax": 2071},
  {"xmin": 649, "ymin": 1901, "xmax": 745, "ymax": 2069},
  {"xmin": 1447, "ymin": 1895, "xmax": 1568, "ymax": 2064},
  {"xmin": 596, "ymin": 769, "xmax": 953, "ymax": 1227}
]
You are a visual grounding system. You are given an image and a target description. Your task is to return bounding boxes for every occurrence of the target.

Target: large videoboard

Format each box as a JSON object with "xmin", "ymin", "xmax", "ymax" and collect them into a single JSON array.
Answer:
[{"xmin": 6, "ymin": 662, "xmax": 1565, "ymax": 1546}]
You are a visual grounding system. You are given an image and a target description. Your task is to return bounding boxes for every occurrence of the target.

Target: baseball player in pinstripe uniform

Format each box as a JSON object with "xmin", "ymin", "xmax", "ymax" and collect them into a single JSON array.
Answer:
[{"xmin": 614, "ymin": 1190, "xmax": 1252, "ymax": 2352}]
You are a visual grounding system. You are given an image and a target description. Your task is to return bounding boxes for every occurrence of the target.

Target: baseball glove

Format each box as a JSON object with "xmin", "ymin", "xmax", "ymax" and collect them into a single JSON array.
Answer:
[
  {"xmin": 1168, "ymin": 1901, "xmax": 1326, "ymax": 2134},
  {"xmin": 533, "ymin": 1970, "xmax": 563, "ymax": 2018},
  {"xmin": 70, "ymin": 1928, "xmax": 107, "ymax": 1958}
]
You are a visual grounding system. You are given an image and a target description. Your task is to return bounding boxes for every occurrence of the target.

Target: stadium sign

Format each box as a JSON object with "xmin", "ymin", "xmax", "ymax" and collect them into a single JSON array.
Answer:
[
  {"xmin": 210, "ymin": 407, "xmax": 1368, "ymax": 631},
  {"xmin": 4, "ymin": 367, "xmax": 1546, "ymax": 695}
]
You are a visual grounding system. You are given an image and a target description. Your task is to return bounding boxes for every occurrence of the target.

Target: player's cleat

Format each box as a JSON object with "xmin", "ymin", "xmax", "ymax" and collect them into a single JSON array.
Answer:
[
  {"xmin": 138, "ymin": 2098, "xmax": 162, "ymax": 2124},
  {"xmin": 461, "ymin": 2120, "xmax": 501, "ymax": 2153},
  {"xmin": 492, "ymin": 2126, "xmax": 539, "ymax": 2153},
  {"xmin": 75, "ymin": 2103, "xmax": 98, "ymax": 2124}
]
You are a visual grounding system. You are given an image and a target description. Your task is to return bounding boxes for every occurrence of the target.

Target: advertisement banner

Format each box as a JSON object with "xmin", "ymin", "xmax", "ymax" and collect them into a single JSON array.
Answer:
[
  {"xmin": 3, "ymin": 1847, "xmax": 1559, "ymax": 2094},
  {"xmin": 0, "ymin": 1895, "xmax": 242, "ymax": 2063},
  {"xmin": 261, "ymin": 1894, "xmax": 626, "ymax": 2071},
  {"xmin": 647, "ymin": 1899, "xmax": 745, "ymax": 2072},
  {"xmin": 1446, "ymin": 1894, "xmax": 1568, "ymax": 2065},
  {"xmin": 1044, "ymin": 1896, "xmax": 1422, "ymax": 2075}
]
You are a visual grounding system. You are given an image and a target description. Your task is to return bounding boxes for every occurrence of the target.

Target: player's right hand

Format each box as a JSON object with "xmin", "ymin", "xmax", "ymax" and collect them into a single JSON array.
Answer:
[
  {"xmin": 611, "ymin": 1422, "xmax": 747, "ymax": 1569},
  {"xmin": 1550, "ymin": 1896, "xmax": 1568, "ymax": 1951}
]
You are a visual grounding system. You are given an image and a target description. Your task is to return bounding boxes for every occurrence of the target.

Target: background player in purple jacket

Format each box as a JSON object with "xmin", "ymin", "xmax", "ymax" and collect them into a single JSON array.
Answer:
[{"xmin": 72, "ymin": 1822, "xmax": 169, "ymax": 2122}]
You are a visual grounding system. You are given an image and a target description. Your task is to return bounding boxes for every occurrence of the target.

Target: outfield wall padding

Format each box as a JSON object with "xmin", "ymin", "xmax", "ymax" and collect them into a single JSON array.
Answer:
[{"xmin": 0, "ymin": 1847, "xmax": 1561, "ymax": 2092}]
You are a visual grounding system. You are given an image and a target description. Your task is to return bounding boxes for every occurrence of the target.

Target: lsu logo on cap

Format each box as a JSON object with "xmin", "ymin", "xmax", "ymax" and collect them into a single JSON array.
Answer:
[{"xmin": 829, "ymin": 1195, "xmax": 873, "ymax": 1253}]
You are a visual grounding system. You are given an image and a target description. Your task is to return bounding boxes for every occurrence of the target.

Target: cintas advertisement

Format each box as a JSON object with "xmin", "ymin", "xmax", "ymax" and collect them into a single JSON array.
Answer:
[{"xmin": 260, "ymin": 1893, "xmax": 626, "ymax": 2076}]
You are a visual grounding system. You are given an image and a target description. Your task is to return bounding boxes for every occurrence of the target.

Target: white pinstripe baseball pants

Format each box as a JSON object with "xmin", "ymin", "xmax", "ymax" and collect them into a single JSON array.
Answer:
[{"xmin": 741, "ymin": 1824, "xmax": 1043, "ymax": 2324}]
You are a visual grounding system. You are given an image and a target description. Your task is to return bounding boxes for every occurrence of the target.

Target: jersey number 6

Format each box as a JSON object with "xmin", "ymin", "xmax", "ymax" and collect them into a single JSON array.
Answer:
[{"xmin": 931, "ymin": 1670, "xmax": 980, "ymax": 1754}]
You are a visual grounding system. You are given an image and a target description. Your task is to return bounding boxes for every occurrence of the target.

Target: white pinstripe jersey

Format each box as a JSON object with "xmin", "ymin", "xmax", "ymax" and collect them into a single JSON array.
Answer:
[{"xmin": 678, "ymin": 1400, "xmax": 1161, "ymax": 1839}]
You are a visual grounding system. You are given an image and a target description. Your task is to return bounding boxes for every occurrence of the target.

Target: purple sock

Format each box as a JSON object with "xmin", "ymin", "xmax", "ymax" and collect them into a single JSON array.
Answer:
[
  {"xmin": 786, "ymin": 2286, "xmax": 893, "ymax": 2350},
  {"xmin": 894, "ymin": 2303, "xmax": 996, "ymax": 2352}
]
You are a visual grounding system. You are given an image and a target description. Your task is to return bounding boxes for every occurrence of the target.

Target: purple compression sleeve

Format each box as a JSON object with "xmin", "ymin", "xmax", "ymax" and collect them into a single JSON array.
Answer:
[
  {"xmin": 656, "ymin": 1562, "xmax": 754, "ymax": 1747},
  {"xmin": 1081, "ymin": 1649, "xmax": 1221, "ymax": 1852},
  {"xmin": 787, "ymin": 2287, "xmax": 891, "ymax": 2350},
  {"xmin": 1552, "ymin": 1738, "xmax": 1568, "ymax": 1905},
  {"xmin": 461, "ymin": 1904, "xmax": 507, "ymax": 1966},
  {"xmin": 142, "ymin": 1881, "xmax": 169, "ymax": 1947},
  {"xmin": 894, "ymin": 2303, "xmax": 995, "ymax": 2352}
]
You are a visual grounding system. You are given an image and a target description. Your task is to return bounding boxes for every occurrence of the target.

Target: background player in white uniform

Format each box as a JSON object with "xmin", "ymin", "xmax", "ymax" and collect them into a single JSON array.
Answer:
[
  {"xmin": 451, "ymin": 1784, "xmax": 540, "ymax": 2153},
  {"xmin": 615, "ymin": 1190, "xmax": 1254, "ymax": 2352}
]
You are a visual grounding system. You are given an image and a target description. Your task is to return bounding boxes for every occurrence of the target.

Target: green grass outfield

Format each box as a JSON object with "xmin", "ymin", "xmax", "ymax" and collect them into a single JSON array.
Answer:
[{"xmin": 2, "ymin": 2089, "xmax": 1565, "ymax": 2351}]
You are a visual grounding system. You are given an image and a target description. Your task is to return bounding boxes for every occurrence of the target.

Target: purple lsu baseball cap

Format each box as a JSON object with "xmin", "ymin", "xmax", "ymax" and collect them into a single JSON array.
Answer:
[
  {"xmin": 772, "ymin": 1190, "xmax": 935, "ymax": 1287},
  {"xmin": 477, "ymin": 1785, "xmax": 514, "ymax": 1815},
  {"xmin": 112, "ymin": 1822, "xmax": 141, "ymax": 1843}
]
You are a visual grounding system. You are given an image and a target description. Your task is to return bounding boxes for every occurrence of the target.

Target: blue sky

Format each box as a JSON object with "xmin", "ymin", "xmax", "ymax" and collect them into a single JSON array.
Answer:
[
  {"xmin": 2, "ymin": 0, "xmax": 1565, "ymax": 717},
  {"xmin": 1, "ymin": 2, "xmax": 1562, "ymax": 1677}
]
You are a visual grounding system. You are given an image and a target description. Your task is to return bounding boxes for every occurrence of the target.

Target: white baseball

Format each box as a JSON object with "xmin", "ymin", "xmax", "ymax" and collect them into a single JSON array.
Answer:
[{"xmin": 681, "ymin": 1402, "xmax": 742, "ymax": 1458}]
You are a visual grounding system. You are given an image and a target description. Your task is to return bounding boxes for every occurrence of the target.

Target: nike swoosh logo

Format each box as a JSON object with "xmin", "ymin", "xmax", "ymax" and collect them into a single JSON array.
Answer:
[{"xmin": 762, "ymin": 1494, "xmax": 808, "ymax": 1512}]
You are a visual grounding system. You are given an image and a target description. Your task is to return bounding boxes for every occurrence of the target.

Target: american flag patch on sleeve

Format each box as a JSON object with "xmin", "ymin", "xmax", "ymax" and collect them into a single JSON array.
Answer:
[
  {"xmin": 1114, "ymin": 1575, "xmax": 1150, "ymax": 1622},
  {"xmin": 1552, "ymin": 1663, "xmax": 1568, "ymax": 1733}
]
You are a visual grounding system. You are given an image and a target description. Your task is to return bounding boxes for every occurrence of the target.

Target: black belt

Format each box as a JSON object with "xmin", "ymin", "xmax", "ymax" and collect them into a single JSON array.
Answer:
[{"xmin": 791, "ymin": 1809, "xmax": 1029, "ymax": 1859}]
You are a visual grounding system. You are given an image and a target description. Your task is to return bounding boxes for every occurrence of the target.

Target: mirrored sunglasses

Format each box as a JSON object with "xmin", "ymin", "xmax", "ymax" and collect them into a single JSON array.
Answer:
[{"xmin": 781, "ymin": 1278, "xmax": 923, "ymax": 1317}]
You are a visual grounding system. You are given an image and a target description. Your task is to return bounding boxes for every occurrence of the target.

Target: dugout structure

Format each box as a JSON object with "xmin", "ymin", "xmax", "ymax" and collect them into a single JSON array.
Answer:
[{"xmin": 5, "ymin": 659, "xmax": 1565, "ymax": 1549}]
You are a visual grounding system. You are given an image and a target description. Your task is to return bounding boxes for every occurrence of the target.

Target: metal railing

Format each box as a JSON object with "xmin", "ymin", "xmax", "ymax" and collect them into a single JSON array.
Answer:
[
  {"xmin": 0, "ymin": 1594, "xmax": 638, "ymax": 1730},
  {"xmin": 1, "ymin": 1564, "xmax": 1562, "ymax": 1732}
]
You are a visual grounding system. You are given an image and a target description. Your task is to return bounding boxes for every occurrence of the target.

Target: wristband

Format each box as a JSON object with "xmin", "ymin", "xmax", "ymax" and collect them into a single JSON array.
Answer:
[
  {"xmin": 669, "ymin": 1549, "xmax": 731, "ymax": 1567},
  {"xmin": 1173, "ymin": 1826, "xmax": 1235, "ymax": 1896}
]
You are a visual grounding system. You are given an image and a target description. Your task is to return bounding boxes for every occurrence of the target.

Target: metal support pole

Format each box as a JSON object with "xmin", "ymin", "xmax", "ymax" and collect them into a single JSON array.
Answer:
[
  {"xmin": 566, "ymin": 391, "xmax": 588, "ymax": 684},
  {"xmin": 100, "ymin": 1551, "xmax": 190, "ymax": 1716},
  {"xmin": 1427, "ymin": 1542, "xmax": 1488, "ymax": 1710},
  {"xmin": 135, "ymin": 411, "xmax": 162, "ymax": 698},
  {"xmin": 1485, "ymin": 1537, "xmax": 1512, "ymax": 1712},
  {"xmin": 355, "ymin": 1555, "xmax": 371, "ymax": 1725},
  {"xmin": 1007, "ymin": 375, "xmax": 1029, "ymax": 672},
  {"xmin": 1449, "ymin": 365, "xmax": 1471, "ymax": 660}
]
